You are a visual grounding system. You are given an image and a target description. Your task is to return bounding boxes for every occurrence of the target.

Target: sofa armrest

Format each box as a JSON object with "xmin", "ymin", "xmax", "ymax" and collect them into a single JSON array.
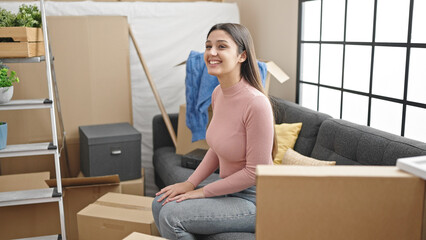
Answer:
[{"xmin": 152, "ymin": 113, "xmax": 179, "ymax": 151}]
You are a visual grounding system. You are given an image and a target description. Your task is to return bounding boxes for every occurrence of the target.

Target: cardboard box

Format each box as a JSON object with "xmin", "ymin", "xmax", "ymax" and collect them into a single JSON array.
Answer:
[
  {"xmin": 175, "ymin": 104, "xmax": 211, "ymax": 155},
  {"xmin": 46, "ymin": 175, "xmax": 121, "ymax": 240},
  {"xmin": 0, "ymin": 172, "xmax": 61, "ymax": 239},
  {"xmin": 121, "ymin": 168, "xmax": 145, "ymax": 196},
  {"xmin": 1, "ymin": 16, "xmax": 132, "ymax": 177},
  {"xmin": 256, "ymin": 165, "xmax": 425, "ymax": 240},
  {"xmin": 123, "ymin": 232, "xmax": 166, "ymax": 240},
  {"xmin": 77, "ymin": 192, "xmax": 160, "ymax": 240}
]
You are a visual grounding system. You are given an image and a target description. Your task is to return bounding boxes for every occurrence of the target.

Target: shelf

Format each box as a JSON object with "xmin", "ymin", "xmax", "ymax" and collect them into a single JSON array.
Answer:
[
  {"xmin": 0, "ymin": 99, "xmax": 52, "ymax": 110},
  {"xmin": 0, "ymin": 56, "xmax": 45, "ymax": 63},
  {"xmin": 16, "ymin": 235, "xmax": 61, "ymax": 240},
  {"xmin": 0, "ymin": 142, "xmax": 57, "ymax": 158},
  {"xmin": 0, "ymin": 1, "xmax": 67, "ymax": 238},
  {"xmin": 0, "ymin": 188, "xmax": 61, "ymax": 207}
]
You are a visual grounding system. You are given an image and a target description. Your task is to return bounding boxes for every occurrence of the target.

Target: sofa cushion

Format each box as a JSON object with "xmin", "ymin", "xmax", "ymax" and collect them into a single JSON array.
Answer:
[
  {"xmin": 311, "ymin": 118, "xmax": 426, "ymax": 165},
  {"xmin": 152, "ymin": 114, "xmax": 179, "ymax": 151},
  {"xmin": 273, "ymin": 122, "xmax": 303, "ymax": 164},
  {"xmin": 153, "ymin": 146, "xmax": 220, "ymax": 188},
  {"xmin": 272, "ymin": 97, "xmax": 331, "ymax": 157},
  {"xmin": 282, "ymin": 148, "xmax": 336, "ymax": 166}
]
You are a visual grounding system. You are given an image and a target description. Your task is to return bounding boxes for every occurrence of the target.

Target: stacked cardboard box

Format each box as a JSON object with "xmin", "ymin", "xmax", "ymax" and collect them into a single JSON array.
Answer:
[
  {"xmin": 120, "ymin": 168, "xmax": 145, "ymax": 196},
  {"xmin": 77, "ymin": 192, "xmax": 160, "ymax": 240}
]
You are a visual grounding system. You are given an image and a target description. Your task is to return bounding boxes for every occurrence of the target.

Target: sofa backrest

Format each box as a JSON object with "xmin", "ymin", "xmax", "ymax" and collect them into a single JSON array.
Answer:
[
  {"xmin": 311, "ymin": 118, "xmax": 426, "ymax": 165},
  {"xmin": 272, "ymin": 97, "xmax": 331, "ymax": 157}
]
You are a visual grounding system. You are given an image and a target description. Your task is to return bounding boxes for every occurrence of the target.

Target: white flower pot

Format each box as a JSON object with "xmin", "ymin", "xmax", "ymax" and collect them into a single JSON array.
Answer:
[{"xmin": 0, "ymin": 86, "xmax": 13, "ymax": 104}]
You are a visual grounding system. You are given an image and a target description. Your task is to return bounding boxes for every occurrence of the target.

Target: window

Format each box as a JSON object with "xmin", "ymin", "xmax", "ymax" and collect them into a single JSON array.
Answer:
[{"xmin": 297, "ymin": 0, "xmax": 426, "ymax": 142}]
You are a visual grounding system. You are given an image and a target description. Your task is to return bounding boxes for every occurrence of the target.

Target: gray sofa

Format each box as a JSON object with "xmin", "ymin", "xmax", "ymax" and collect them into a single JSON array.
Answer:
[{"xmin": 152, "ymin": 97, "xmax": 426, "ymax": 240}]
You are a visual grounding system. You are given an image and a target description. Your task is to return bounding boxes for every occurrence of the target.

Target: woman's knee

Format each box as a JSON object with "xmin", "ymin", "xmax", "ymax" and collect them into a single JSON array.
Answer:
[
  {"xmin": 158, "ymin": 201, "xmax": 185, "ymax": 226},
  {"xmin": 152, "ymin": 194, "xmax": 164, "ymax": 216}
]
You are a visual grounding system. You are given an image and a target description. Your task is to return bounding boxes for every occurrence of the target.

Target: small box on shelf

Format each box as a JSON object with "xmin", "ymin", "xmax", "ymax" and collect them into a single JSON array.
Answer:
[{"xmin": 0, "ymin": 27, "xmax": 45, "ymax": 58}]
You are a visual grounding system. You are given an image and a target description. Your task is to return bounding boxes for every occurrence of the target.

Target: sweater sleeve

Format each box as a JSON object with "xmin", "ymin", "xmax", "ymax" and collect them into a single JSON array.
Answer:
[
  {"xmin": 186, "ymin": 148, "xmax": 219, "ymax": 187},
  {"xmin": 202, "ymin": 95, "xmax": 274, "ymax": 197}
]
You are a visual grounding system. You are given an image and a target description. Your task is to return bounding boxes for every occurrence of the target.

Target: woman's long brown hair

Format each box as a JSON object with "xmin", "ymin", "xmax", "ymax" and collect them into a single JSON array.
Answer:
[{"xmin": 207, "ymin": 23, "xmax": 278, "ymax": 158}]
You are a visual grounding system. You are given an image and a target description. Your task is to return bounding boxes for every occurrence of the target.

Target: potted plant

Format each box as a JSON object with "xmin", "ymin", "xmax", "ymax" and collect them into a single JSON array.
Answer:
[
  {"xmin": 0, "ymin": 63, "xmax": 19, "ymax": 103},
  {"xmin": 0, "ymin": 4, "xmax": 41, "ymax": 28},
  {"xmin": 0, "ymin": 121, "xmax": 6, "ymax": 150},
  {"xmin": 0, "ymin": 4, "xmax": 43, "ymax": 57}
]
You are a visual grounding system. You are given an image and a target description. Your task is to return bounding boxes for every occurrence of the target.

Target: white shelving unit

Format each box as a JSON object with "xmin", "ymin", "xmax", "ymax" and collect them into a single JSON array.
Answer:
[{"xmin": 0, "ymin": 0, "xmax": 66, "ymax": 239}]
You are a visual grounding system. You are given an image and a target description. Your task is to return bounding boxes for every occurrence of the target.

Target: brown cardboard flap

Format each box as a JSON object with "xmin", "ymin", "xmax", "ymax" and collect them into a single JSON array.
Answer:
[
  {"xmin": 45, "ymin": 174, "xmax": 120, "ymax": 187},
  {"xmin": 265, "ymin": 61, "xmax": 290, "ymax": 83},
  {"xmin": 79, "ymin": 203, "xmax": 153, "ymax": 224},
  {"xmin": 0, "ymin": 172, "xmax": 50, "ymax": 191}
]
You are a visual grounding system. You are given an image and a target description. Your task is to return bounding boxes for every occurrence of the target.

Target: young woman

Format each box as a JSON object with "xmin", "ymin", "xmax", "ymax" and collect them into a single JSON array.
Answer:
[{"xmin": 152, "ymin": 23, "xmax": 275, "ymax": 239}]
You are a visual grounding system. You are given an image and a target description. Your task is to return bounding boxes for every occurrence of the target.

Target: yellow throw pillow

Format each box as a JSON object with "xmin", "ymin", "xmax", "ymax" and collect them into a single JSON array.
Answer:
[
  {"xmin": 273, "ymin": 122, "xmax": 303, "ymax": 165},
  {"xmin": 282, "ymin": 148, "xmax": 336, "ymax": 166}
]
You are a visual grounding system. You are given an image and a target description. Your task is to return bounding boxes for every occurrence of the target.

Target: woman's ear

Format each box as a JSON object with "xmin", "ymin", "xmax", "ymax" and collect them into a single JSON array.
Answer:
[{"xmin": 239, "ymin": 51, "xmax": 247, "ymax": 63}]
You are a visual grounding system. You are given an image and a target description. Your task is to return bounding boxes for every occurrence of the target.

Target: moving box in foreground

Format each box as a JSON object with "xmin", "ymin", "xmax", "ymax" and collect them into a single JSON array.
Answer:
[
  {"xmin": 78, "ymin": 192, "xmax": 160, "ymax": 240},
  {"xmin": 256, "ymin": 165, "xmax": 425, "ymax": 240}
]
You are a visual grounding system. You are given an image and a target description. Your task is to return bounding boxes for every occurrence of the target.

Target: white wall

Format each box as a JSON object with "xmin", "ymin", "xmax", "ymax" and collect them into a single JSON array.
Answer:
[{"xmin": 226, "ymin": 0, "xmax": 299, "ymax": 102}]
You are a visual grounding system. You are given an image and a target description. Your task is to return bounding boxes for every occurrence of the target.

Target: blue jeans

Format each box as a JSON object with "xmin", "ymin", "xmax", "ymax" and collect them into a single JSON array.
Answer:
[{"xmin": 152, "ymin": 186, "xmax": 256, "ymax": 240}]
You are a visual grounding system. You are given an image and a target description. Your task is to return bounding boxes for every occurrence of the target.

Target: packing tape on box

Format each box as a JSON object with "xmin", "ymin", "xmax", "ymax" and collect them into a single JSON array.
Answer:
[{"xmin": 95, "ymin": 201, "xmax": 151, "ymax": 211}]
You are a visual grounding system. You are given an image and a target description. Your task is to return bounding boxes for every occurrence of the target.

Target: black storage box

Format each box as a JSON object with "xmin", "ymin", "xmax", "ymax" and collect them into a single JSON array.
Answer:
[
  {"xmin": 79, "ymin": 122, "xmax": 141, "ymax": 181},
  {"xmin": 181, "ymin": 148, "xmax": 218, "ymax": 173}
]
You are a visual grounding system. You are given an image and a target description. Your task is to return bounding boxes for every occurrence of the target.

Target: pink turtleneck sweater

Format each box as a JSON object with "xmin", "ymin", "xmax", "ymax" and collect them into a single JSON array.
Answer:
[{"xmin": 187, "ymin": 79, "xmax": 274, "ymax": 197}]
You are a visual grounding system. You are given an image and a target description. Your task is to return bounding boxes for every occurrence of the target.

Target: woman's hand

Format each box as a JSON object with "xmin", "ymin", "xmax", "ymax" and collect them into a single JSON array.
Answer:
[
  {"xmin": 156, "ymin": 181, "xmax": 195, "ymax": 205},
  {"xmin": 168, "ymin": 188, "xmax": 205, "ymax": 203}
]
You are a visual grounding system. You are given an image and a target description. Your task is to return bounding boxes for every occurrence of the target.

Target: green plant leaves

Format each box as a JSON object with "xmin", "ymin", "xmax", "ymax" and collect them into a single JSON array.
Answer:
[
  {"xmin": 0, "ymin": 9, "xmax": 16, "ymax": 27},
  {"xmin": 15, "ymin": 4, "xmax": 42, "ymax": 28},
  {"xmin": 0, "ymin": 4, "xmax": 41, "ymax": 28},
  {"xmin": 0, "ymin": 68, "xmax": 19, "ymax": 88}
]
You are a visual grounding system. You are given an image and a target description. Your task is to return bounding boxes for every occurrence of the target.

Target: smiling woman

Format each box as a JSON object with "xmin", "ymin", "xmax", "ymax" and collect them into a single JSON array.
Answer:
[
  {"xmin": 152, "ymin": 23, "xmax": 277, "ymax": 239},
  {"xmin": 204, "ymin": 30, "xmax": 246, "ymax": 87}
]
